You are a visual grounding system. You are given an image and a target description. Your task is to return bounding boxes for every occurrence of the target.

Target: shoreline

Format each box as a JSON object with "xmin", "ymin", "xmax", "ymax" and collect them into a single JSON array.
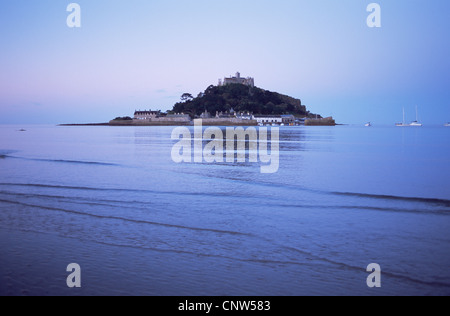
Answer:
[
  {"xmin": 59, "ymin": 121, "xmax": 259, "ymax": 127},
  {"xmin": 59, "ymin": 119, "xmax": 337, "ymax": 127},
  {"xmin": 58, "ymin": 123, "xmax": 111, "ymax": 126},
  {"xmin": 58, "ymin": 123, "xmax": 340, "ymax": 127},
  {"xmin": 58, "ymin": 115, "xmax": 337, "ymax": 127}
]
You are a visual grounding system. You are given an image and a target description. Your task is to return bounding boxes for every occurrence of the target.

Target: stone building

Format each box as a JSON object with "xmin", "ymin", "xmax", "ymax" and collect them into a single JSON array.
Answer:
[
  {"xmin": 134, "ymin": 110, "xmax": 160, "ymax": 121},
  {"xmin": 220, "ymin": 72, "xmax": 255, "ymax": 87},
  {"xmin": 133, "ymin": 110, "xmax": 190, "ymax": 123}
]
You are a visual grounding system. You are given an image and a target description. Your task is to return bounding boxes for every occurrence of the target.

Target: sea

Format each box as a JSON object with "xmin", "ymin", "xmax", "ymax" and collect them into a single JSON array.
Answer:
[{"xmin": 0, "ymin": 124, "xmax": 449, "ymax": 296}]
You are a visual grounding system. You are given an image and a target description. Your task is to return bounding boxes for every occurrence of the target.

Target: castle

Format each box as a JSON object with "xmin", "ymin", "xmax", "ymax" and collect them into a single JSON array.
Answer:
[{"xmin": 219, "ymin": 72, "xmax": 255, "ymax": 88}]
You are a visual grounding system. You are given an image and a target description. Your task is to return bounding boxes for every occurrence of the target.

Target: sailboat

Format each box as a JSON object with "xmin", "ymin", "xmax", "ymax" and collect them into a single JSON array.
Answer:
[
  {"xmin": 409, "ymin": 106, "xmax": 423, "ymax": 127},
  {"xmin": 396, "ymin": 108, "xmax": 409, "ymax": 127}
]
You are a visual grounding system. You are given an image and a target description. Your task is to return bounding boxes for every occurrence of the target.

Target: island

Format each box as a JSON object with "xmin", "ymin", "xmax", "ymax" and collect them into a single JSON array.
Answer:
[{"xmin": 60, "ymin": 72, "xmax": 336, "ymax": 127}]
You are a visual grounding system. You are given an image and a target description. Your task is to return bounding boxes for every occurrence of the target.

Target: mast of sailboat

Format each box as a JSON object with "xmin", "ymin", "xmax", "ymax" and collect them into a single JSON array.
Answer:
[{"xmin": 403, "ymin": 107, "xmax": 405, "ymax": 125}]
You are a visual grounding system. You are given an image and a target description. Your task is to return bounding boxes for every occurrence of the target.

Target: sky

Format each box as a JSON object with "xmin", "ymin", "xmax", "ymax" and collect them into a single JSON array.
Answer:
[{"xmin": 0, "ymin": 0, "xmax": 449, "ymax": 125}]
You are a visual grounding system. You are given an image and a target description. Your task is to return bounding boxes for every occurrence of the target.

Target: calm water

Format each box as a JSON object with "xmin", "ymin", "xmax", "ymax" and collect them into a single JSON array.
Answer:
[{"xmin": 0, "ymin": 124, "xmax": 449, "ymax": 296}]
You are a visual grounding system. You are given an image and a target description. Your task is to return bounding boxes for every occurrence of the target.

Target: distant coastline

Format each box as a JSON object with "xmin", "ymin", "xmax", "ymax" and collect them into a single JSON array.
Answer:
[{"xmin": 59, "ymin": 123, "xmax": 110, "ymax": 127}]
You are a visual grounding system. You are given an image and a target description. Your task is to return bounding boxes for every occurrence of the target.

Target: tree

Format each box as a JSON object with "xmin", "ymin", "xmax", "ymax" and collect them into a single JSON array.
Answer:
[
  {"xmin": 181, "ymin": 93, "xmax": 194, "ymax": 102},
  {"xmin": 171, "ymin": 84, "xmax": 313, "ymax": 117},
  {"xmin": 114, "ymin": 116, "xmax": 132, "ymax": 121}
]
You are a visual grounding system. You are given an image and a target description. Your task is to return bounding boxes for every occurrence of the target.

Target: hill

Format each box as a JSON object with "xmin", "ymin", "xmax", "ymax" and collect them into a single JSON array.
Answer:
[{"xmin": 171, "ymin": 84, "xmax": 320, "ymax": 118}]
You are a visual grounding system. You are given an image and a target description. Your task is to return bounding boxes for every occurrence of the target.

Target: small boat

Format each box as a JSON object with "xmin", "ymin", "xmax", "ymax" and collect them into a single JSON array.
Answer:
[
  {"xmin": 396, "ymin": 106, "xmax": 423, "ymax": 126},
  {"xmin": 365, "ymin": 122, "xmax": 372, "ymax": 127},
  {"xmin": 396, "ymin": 108, "xmax": 409, "ymax": 127},
  {"xmin": 409, "ymin": 106, "xmax": 423, "ymax": 127},
  {"xmin": 445, "ymin": 123, "xmax": 450, "ymax": 127}
]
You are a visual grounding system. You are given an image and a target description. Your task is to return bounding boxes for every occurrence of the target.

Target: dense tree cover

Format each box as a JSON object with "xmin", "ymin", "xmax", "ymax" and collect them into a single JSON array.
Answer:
[
  {"xmin": 172, "ymin": 84, "xmax": 309, "ymax": 117},
  {"xmin": 113, "ymin": 116, "xmax": 133, "ymax": 121}
]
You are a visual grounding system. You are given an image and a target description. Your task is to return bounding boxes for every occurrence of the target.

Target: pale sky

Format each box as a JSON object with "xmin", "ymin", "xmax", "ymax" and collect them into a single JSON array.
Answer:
[{"xmin": 0, "ymin": 0, "xmax": 449, "ymax": 124}]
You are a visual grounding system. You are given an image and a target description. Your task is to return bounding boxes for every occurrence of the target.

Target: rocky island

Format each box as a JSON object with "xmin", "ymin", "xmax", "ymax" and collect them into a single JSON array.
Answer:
[{"xmin": 61, "ymin": 72, "xmax": 336, "ymax": 127}]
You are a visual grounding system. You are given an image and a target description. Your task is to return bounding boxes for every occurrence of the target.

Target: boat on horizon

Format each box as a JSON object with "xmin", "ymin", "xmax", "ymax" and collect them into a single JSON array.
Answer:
[
  {"xmin": 365, "ymin": 122, "xmax": 372, "ymax": 127},
  {"xmin": 396, "ymin": 108, "xmax": 409, "ymax": 127},
  {"xmin": 409, "ymin": 106, "xmax": 423, "ymax": 127},
  {"xmin": 396, "ymin": 107, "xmax": 423, "ymax": 127},
  {"xmin": 445, "ymin": 123, "xmax": 450, "ymax": 127}
]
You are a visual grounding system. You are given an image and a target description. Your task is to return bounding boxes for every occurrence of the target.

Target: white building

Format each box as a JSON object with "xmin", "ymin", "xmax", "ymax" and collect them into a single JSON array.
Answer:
[
  {"xmin": 236, "ymin": 112, "xmax": 253, "ymax": 120},
  {"xmin": 253, "ymin": 115, "xmax": 283, "ymax": 125}
]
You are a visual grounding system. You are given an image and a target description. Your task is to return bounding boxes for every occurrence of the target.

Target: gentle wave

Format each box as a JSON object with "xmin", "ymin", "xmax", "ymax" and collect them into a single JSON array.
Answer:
[
  {"xmin": 1, "ymin": 182, "xmax": 448, "ymax": 214},
  {"xmin": 6, "ymin": 226, "xmax": 323, "ymax": 270},
  {"xmin": 4, "ymin": 188, "xmax": 447, "ymax": 221},
  {"xmin": 278, "ymin": 203, "xmax": 450, "ymax": 216},
  {"xmin": 333, "ymin": 192, "xmax": 450, "ymax": 207},
  {"xmin": 0, "ymin": 150, "xmax": 18, "ymax": 156},
  {"xmin": 178, "ymin": 172, "xmax": 450, "ymax": 207},
  {"xmin": 0, "ymin": 198, "xmax": 251, "ymax": 237},
  {"xmin": 0, "ymin": 182, "xmax": 265, "ymax": 200},
  {"xmin": 0, "ymin": 155, "xmax": 119, "ymax": 166},
  {"xmin": 284, "ymin": 246, "xmax": 450, "ymax": 289},
  {"xmin": 172, "ymin": 169, "xmax": 450, "ymax": 209},
  {"xmin": 0, "ymin": 190, "xmax": 147, "ymax": 209}
]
